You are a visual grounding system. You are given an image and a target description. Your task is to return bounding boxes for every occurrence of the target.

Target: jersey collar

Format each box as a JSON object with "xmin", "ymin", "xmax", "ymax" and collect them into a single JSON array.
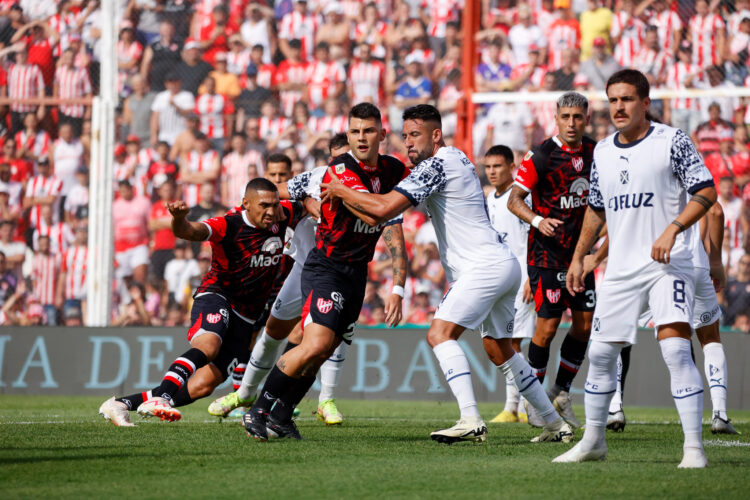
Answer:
[
  {"xmin": 241, "ymin": 211, "xmax": 257, "ymax": 228},
  {"xmin": 348, "ymin": 150, "xmax": 379, "ymax": 173},
  {"xmin": 552, "ymin": 135, "xmax": 582, "ymax": 153}
]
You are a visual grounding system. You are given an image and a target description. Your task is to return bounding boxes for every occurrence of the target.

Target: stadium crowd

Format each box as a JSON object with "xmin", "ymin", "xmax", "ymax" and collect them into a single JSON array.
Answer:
[{"xmin": 0, "ymin": 0, "xmax": 748, "ymax": 331}]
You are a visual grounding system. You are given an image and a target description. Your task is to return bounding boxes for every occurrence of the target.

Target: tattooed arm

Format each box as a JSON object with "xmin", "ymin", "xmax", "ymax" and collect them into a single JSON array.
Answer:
[{"xmin": 382, "ymin": 223, "xmax": 407, "ymax": 327}]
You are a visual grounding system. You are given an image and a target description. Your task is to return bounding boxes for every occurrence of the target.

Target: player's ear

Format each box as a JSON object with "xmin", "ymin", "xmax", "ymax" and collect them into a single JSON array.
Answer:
[
  {"xmin": 432, "ymin": 126, "xmax": 442, "ymax": 144},
  {"xmin": 379, "ymin": 126, "xmax": 386, "ymax": 142}
]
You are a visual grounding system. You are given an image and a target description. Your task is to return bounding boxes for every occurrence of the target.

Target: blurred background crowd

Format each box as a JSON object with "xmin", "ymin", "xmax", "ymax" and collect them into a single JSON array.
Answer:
[{"xmin": 0, "ymin": 0, "xmax": 748, "ymax": 331}]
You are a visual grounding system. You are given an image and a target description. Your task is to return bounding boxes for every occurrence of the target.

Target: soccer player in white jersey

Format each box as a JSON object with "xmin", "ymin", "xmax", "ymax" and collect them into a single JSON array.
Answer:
[
  {"xmin": 553, "ymin": 69, "xmax": 717, "ymax": 468},
  {"xmin": 208, "ymin": 129, "xmax": 407, "ymax": 427},
  {"xmin": 591, "ymin": 202, "xmax": 738, "ymax": 435},
  {"xmin": 483, "ymin": 145, "xmax": 535, "ymax": 424},
  {"xmin": 321, "ymin": 104, "xmax": 573, "ymax": 444}
]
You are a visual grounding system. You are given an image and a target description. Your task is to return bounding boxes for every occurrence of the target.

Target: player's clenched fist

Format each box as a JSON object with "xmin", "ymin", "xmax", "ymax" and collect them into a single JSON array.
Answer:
[{"xmin": 167, "ymin": 201, "xmax": 190, "ymax": 219}]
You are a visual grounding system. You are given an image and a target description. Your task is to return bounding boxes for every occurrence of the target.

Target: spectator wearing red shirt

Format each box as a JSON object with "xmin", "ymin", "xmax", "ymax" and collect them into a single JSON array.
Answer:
[
  {"xmin": 694, "ymin": 102, "xmax": 735, "ymax": 156},
  {"xmin": 10, "ymin": 20, "xmax": 58, "ymax": 89},
  {"xmin": 348, "ymin": 42, "xmax": 385, "ymax": 106},
  {"xmin": 148, "ymin": 178, "xmax": 178, "ymax": 280},
  {"xmin": 275, "ymin": 39, "xmax": 310, "ymax": 117},
  {"xmin": 3, "ymin": 44, "xmax": 46, "ymax": 134},
  {"xmin": 194, "ymin": 75, "xmax": 234, "ymax": 152},
  {"xmin": 145, "ymin": 141, "xmax": 178, "ymax": 195},
  {"xmin": 704, "ymin": 132, "xmax": 750, "ymax": 190},
  {"xmin": 306, "ymin": 42, "xmax": 346, "ymax": 111},
  {"xmin": 198, "ymin": 4, "xmax": 235, "ymax": 67},
  {"xmin": 0, "ymin": 137, "xmax": 32, "ymax": 184},
  {"xmin": 54, "ymin": 47, "xmax": 93, "ymax": 137},
  {"xmin": 279, "ymin": 0, "xmax": 318, "ymax": 61},
  {"xmin": 247, "ymin": 44, "xmax": 276, "ymax": 90},
  {"xmin": 15, "ymin": 112, "xmax": 50, "ymax": 167}
]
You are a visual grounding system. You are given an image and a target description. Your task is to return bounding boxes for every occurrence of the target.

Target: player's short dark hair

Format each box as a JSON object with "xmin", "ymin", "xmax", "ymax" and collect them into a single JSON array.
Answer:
[
  {"xmin": 348, "ymin": 102, "xmax": 382, "ymax": 125},
  {"xmin": 403, "ymin": 104, "xmax": 442, "ymax": 128},
  {"xmin": 485, "ymin": 145, "xmax": 514, "ymax": 164},
  {"xmin": 606, "ymin": 69, "xmax": 650, "ymax": 99},
  {"xmin": 266, "ymin": 153, "xmax": 292, "ymax": 169},
  {"xmin": 329, "ymin": 132, "xmax": 348, "ymax": 151},
  {"xmin": 245, "ymin": 177, "xmax": 278, "ymax": 194}
]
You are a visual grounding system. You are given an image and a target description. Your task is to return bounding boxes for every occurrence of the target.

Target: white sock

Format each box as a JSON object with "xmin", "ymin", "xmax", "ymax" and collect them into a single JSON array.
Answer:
[
  {"xmin": 702, "ymin": 342, "xmax": 728, "ymax": 420},
  {"xmin": 660, "ymin": 337, "xmax": 704, "ymax": 450},
  {"xmin": 237, "ymin": 330, "xmax": 284, "ymax": 401},
  {"xmin": 433, "ymin": 340, "xmax": 480, "ymax": 419},
  {"xmin": 319, "ymin": 342, "xmax": 349, "ymax": 402},
  {"xmin": 608, "ymin": 354, "xmax": 623, "ymax": 412},
  {"xmin": 581, "ymin": 341, "xmax": 621, "ymax": 449},
  {"xmin": 504, "ymin": 376, "xmax": 520, "ymax": 414},
  {"xmin": 499, "ymin": 353, "xmax": 558, "ymax": 424}
]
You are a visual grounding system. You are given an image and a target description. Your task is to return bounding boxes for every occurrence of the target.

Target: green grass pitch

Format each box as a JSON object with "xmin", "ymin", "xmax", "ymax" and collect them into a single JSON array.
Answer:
[{"xmin": 1, "ymin": 396, "xmax": 749, "ymax": 499}]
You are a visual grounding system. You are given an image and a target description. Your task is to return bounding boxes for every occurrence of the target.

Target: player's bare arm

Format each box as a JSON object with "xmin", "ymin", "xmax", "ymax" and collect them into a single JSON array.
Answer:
[
  {"xmin": 168, "ymin": 200, "xmax": 210, "ymax": 241},
  {"xmin": 567, "ymin": 207, "xmax": 606, "ymax": 295},
  {"xmin": 651, "ymin": 186, "xmax": 717, "ymax": 264},
  {"xmin": 321, "ymin": 167, "xmax": 411, "ymax": 224},
  {"xmin": 507, "ymin": 185, "xmax": 562, "ymax": 237},
  {"xmin": 382, "ymin": 223, "xmax": 407, "ymax": 327},
  {"xmin": 704, "ymin": 201, "xmax": 725, "ymax": 292},
  {"xmin": 582, "ymin": 223, "xmax": 609, "ymax": 275}
]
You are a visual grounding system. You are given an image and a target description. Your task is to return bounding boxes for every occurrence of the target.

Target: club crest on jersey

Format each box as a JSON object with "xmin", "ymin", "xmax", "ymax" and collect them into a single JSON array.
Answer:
[
  {"xmin": 317, "ymin": 298, "xmax": 334, "ymax": 314},
  {"xmin": 335, "ymin": 163, "xmax": 346, "ymax": 175},
  {"xmin": 371, "ymin": 177, "xmax": 381, "ymax": 193},
  {"xmin": 546, "ymin": 289, "xmax": 561, "ymax": 304},
  {"xmin": 271, "ymin": 223, "xmax": 279, "ymax": 234},
  {"xmin": 206, "ymin": 313, "xmax": 223, "ymax": 324},
  {"xmin": 572, "ymin": 156, "xmax": 583, "ymax": 172},
  {"xmin": 620, "ymin": 170, "xmax": 629, "ymax": 185}
]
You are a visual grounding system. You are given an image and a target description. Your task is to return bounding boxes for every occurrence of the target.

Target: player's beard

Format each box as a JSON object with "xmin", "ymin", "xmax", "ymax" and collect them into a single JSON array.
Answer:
[{"xmin": 408, "ymin": 146, "xmax": 432, "ymax": 166}]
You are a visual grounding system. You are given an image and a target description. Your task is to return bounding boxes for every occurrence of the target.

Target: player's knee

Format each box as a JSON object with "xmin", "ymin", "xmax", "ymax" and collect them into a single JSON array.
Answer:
[
  {"xmin": 531, "ymin": 328, "xmax": 556, "ymax": 347},
  {"xmin": 190, "ymin": 333, "xmax": 221, "ymax": 360}
]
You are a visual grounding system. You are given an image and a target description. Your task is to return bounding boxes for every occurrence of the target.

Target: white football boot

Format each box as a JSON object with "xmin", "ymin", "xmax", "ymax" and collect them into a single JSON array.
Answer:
[
  {"xmin": 678, "ymin": 447, "xmax": 708, "ymax": 469},
  {"xmin": 99, "ymin": 397, "xmax": 135, "ymax": 427},
  {"xmin": 531, "ymin": 418, "xmax": 575, "ymax": 443},
  {"xmin": 137, "ymin": 397, "xmax": 182, "ymax": 422},
  {"xmin": 430, "ymin": 417, "xmax": 488, "ymax": 444}
]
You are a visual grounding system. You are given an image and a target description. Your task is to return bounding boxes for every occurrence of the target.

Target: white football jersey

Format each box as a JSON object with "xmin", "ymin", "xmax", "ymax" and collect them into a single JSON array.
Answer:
[
  {"xmin": 589, "ymin": 123, "xmax": 714, "ymax": 281},
  {"xmin": 394, "ymin": 146, "xmax": 516, "ymax": 282},
  {"xmin": 285, "ymin": 166, "xmax": 326, "ymax": 262},
  {"xmin": 486, "ymin": 186, "xmax": 530, "ymax": 277}
]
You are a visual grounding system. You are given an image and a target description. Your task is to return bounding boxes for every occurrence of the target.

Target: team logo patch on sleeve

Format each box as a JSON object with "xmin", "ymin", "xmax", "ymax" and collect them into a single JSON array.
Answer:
[
  {"xmin": 335, "ymin": 164, "xmax": 346, "ymax": 174},
  {"xmin": 524, "ymin": 151, "xmax": 534, "ymax": 161},
  {"xmin": 206, "ymin": 313, "xmax": 223, "ymax": 324},
  {"xmin": 546, "ymin": 289, "xmax": 561, "ymax": 304},
  {"xmin": 317, "ymin": 298, "xmax": 334, "ymax": 314}
]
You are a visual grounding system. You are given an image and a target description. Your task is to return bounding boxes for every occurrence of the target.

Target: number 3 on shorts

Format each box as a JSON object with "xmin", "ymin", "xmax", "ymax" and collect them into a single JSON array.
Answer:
[
  {"xmin": 673, "ymin": 280, "xmax": 686, "ymax": 303},
  {"xmin": 585, "ymin": 289, "xmax": 596, "ymax": 308}
]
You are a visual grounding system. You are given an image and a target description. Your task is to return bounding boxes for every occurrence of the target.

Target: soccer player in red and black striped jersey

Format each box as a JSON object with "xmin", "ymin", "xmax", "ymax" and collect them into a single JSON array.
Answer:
[
  {"xmin": 244, "ymin": 102, "xmax": 409, "ymax": 441},
  {"xmin": 507, "ymin": 92, "xmax": 596, "ymax": 429},
  {"xmin": 98, "ymin": 178, "xmax": 305, "ymax": 427}
]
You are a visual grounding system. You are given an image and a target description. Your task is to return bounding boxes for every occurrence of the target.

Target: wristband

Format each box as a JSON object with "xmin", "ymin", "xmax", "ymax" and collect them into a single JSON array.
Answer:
[
  {"xmin": 391, "ymin": 285, "xmax": 405, "ymax": 298},
  {"xmin": 670, "ymin": 220, "xmax": 685, "ymax": 233},
  {"xmin": 531, "ymin": 216, "xmax": 543, "ymax": 229}
]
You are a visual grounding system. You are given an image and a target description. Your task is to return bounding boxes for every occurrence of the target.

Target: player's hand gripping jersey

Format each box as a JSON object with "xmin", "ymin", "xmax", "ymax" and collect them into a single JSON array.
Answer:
[
  {"xmin": 310, "ymin": 151, "xmax": 408, "ymax": 267},
  {"xmin": 195, "ymin": 200, "xmax": 305, "ymax": 321},
  {"xmin": 515, "ymin": 136, "xmax": 596, "ymax": 269}
]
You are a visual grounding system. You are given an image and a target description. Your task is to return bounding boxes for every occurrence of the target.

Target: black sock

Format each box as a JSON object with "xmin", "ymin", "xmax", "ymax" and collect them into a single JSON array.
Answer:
[
  {"xmin": 270, "ymin": 375, "xmax": 317, "ymax": 423},
  {"xmin": 527, "ymin": 341, "xmax": 550, "ymax": 383},
  {"xmin": 253, "ymin": 365, "xmax": 298, "ymax": 413},
  {"xmin": 171, "ymin": 383, "xmax": 196, "ymax": 407},
  {"xmin": 116, "ymin": 388, "xmax": 158, "ymax": 411},
  {"xmin": 620, "ymin": 345, "xmax": 632, "ymax": 392},
  {"xmin": 153, "ymin": 348, "xmax": 208, "ymax": 401},
  {"xmin": 554, "ymin": 334, "xmax": 589, "ymax": 392}
]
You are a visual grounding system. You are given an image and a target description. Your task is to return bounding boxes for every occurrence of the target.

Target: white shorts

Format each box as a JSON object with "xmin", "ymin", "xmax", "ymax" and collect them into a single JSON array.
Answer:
[
  {"xmin": 271, "ymin": 260, "xmax": 304, "ymax": 321},
  {"xmin": 512, "ymin": 285, "xmax": 536, "ymax": 339},
  {"xmin": 592, "ymin": 268, "xmax": 694, "ymax": 345},
  {"xmin": 435, "ymin": 258, "xmax": 521, "ymax": 339},
  {"xmin": 115, "ymin": 244, "xmax": 149, "ymax": 279},
  {"xmin": 692, "ymin": 267, "xmax": 721, "ymax": 329}
]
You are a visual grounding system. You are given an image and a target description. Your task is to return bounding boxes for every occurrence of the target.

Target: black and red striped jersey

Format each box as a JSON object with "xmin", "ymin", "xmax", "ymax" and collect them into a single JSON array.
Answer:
[
  {"xmin": 195, "ymin": 200, "xmax": 304, "ymax": 321},
  {"xmin": 312, "ymin": 152, "xmax": 408, "ymax": 267},
  {"xmin": 514, "ymin": 135, "xmax": 596, "ymax": 269}
]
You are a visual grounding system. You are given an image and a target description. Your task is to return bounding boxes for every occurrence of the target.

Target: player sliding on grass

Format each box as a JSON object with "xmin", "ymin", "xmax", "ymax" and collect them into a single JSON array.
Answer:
[
  {"xmin": 320, "ymin": 104, "xmax": 573, "ymax": 445},
  {"xmin": 98, "ymin": 178, "xmax": 304, "ymax": 426},
  {"xmin": 553, "ymin": 69, "xmax": 717, "ymax": 468}
]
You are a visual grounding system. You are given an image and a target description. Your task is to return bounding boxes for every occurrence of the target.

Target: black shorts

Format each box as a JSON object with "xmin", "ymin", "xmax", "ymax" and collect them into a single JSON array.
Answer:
[
  {"xmin": 300, "ymin": 257, "xmax": 365, "ymax": 344},
  {"xmin": 528, "ymin": 266, "xmax": 596, "ymax": 319},
  {"xmin": 188, "ymin": 293, "xmax": 253, "ymax": 380}
]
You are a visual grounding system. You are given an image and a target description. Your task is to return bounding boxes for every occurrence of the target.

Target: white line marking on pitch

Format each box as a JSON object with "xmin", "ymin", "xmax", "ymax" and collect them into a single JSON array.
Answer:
[{"xmin": 704, "ymin": 439, "xmax": 750, "ymax": 447}]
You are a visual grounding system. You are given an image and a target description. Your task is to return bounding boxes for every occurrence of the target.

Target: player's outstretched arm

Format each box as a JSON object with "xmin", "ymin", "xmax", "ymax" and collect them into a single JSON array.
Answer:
[
  {"xmin": 321, "ymin": 168, "xmax": 411, "ymax": 224},
  {"xmin": 383, "ymin": 223, "xmax": 407, "ymax": 327},
  {"xmin": 507, "ymin": 185, "xmax": 562, "ymax": 237},
  {"xmin": 567, "ymin": 207, "xmax": 606, "ymax": 295},
  {"xmin": 168, "ymin": 201, "xmax": 210, "ymax": 241},
  {"xmin": 651, "ymin": 186, "xmax": 717, "ymax": 264}
]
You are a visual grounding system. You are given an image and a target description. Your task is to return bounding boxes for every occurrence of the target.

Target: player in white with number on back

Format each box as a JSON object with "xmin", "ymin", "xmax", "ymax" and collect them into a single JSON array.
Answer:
[
  {"xmin": 484, "ymin": 144, "xmax": 535, "ymax": 425},
  {"xmin": 553, "ymin": 69, "xmax": 717, "ymax": 468},
  {"xmin": 321, "ymin": 104, "xmax": 573, "ymax": 445}
]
